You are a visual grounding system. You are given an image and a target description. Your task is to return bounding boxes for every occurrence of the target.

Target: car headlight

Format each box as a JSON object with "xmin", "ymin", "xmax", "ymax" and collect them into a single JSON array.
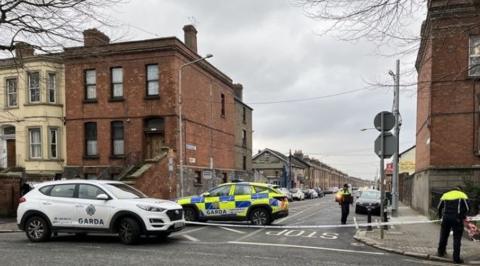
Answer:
[{"xmin": 137, "ymin": 204, "xmax": 166, "ymax": 212}]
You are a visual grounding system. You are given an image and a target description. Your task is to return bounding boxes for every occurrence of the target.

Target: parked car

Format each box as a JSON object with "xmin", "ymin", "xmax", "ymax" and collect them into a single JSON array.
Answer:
[
  {"xmin": 17, "ymin": 180, "xmax": 185, "ymax": 244},
  {"xmin": 308, "ymin": 189, "xmax": 318, "ymax": 199},
  {"xmin": 314, "ymin": 187, "xmax": 324, "ymax": 198},
  {"xmin": 289, "ymin": 188, "xmax": 305, "ymax": 201},
  {"xmin": 355, "ymin": 190, "xmax": 386, "ymax": 216},
  {"xmin": 278, "ymin": 187, "xmax": 293, "ymax": 202}
]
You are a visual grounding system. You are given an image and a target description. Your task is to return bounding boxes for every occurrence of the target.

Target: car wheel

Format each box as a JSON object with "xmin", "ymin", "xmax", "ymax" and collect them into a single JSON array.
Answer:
[
  {"xmin": 250, "ymin": 208, "xmax": 271, "ymax": 225},
  {"xmin": 118, "ymin": 217, "xmax": 141, "ymax": 245},
  {"xmin": 25, "ymin": 216, "xmax": 51, "ymax": 242},
  {"xmin": 183, "ymin": 206, "xmax": 198, "ymax": 222}
]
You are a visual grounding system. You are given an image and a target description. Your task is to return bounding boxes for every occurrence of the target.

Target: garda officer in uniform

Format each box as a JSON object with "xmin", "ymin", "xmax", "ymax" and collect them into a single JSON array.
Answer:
[
  {"xmin": 336, "ymin": 184, "xmax": 353, "ymax": 224},
  {"xmin": 437, "ymin": 187, "xmax": 469, "ymax": 264}
]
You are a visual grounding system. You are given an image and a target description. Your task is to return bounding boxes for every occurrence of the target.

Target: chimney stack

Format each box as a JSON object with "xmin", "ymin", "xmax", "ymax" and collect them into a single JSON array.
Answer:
[
  {"xmin": 233, "ymin": 83, "xmax": 243, "ymax": 100},
  {"xmin": 14, "ymin": 42, "xmax": 34, "ymax": 58},
  {"xmin": 83, "ymin": 28, "xmax": 110, "ymax": 47},
  {"xmin": 183, "ymin": 25, "xmax": 198, "ymax": 53}
]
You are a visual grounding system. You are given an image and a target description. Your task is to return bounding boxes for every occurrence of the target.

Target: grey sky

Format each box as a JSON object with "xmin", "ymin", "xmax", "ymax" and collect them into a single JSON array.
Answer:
[{"xmin": 101, "ymin": 1, "xmax": 424, "ymax": 179}]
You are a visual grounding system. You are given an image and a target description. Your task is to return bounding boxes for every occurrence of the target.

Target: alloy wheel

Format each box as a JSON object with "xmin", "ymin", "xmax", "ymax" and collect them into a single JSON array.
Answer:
[{"xmin": 27, "ymin": 218, "xmax": 45, "ymax": 240}]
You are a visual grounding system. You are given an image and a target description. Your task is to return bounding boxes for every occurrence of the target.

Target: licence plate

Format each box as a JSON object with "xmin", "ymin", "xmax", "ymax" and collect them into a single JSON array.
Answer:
[{"xmin": 174, "ymin": 222, "xmax": 185, "ymax": 228}]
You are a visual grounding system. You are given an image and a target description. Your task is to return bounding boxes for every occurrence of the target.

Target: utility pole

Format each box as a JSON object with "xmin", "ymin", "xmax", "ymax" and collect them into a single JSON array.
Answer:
[
  {"xmin": 379, "ymin": 112, "xmax": 385, "ymax": 239},
  {"xmin": 289, "ymin": 149, "xmax": 292, "ymax": 188},
  {"xmin": 390, "ymin": 59, "xmax": 400, "ymax": 216}
]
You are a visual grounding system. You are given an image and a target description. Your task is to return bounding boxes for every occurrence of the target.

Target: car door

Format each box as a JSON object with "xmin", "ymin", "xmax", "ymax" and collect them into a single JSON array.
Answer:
[
  {"xmin": 203, "ymin": 185, "xmax": 233, "ymax": 218},
  {"xmin": 233, "ymin": 184, "xmax": 253, "ymax": 217},
  {"xmin": 73, "ymin": 184, "xmax": 113, "ymax": 229},
  {"xmin": 43, "ymin": 184, "xmax": 77, "ymax": 227}
]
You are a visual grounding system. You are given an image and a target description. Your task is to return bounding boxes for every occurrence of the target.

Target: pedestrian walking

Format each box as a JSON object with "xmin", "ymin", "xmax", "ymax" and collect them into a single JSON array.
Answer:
[
  {"xmin": 437, "ymin": 186, "xmax": 469, "ymax": 264},
  {"xmin": 336, "ymin": 184, "xmax": 353, "ymax": 224}
]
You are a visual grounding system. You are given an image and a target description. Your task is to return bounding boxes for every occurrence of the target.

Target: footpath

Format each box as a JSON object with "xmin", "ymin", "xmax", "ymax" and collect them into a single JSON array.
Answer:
[
  {"xmin": 0, "ymin": 218, "xmax": 19, "ymax": 232},
  {"xmin": 354, "ymin": 203, "xmax": 480, "ymax": 265}
]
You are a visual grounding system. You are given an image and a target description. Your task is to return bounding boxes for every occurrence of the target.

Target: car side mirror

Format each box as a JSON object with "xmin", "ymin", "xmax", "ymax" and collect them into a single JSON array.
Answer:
[
  {"xmin": 201, "ymin": 192, "xmax": 211, "ymax": 197},
  {"xmin": 96, "ymin": 194, "xmax": 109, "ymax": 200}
]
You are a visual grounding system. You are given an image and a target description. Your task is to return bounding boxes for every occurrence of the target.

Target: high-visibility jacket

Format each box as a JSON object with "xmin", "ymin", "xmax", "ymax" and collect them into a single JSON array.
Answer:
[
  {"xmin": 437, "ymin": 190, "xmax": 469, "ymax": 219},
  {"xmin": 335, "ymin": 189, "xmax": 353, "ymax": 204}
]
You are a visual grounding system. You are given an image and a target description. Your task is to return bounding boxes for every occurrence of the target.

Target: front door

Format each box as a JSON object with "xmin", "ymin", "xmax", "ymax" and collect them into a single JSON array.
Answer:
[
  {"xmin": 6, "ymin": 139, "xmax": 15, "ymax": 168},
  {"xmin": 74, "ymin": 184, "xmax": 112, "ymax": 229},
  {"xmin": 203, "ymin": 185, "xmax": 233, "ymax": 217},
  {"xmin": 144, "ymin": 133, "xmax": 164, "ymax": 159}
]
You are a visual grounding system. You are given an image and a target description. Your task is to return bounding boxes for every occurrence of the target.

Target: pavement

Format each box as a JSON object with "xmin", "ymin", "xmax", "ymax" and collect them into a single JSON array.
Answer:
[
  {"xmin": 0, "ymin": 218, "xmax": 18, "ymax": 232},
  {"xmin": 354, "ymin": 202, "xmax": 480, "ymax": 265},
  {"xmin": 0, "ymin": 196, "xmax": 465, "ymax": 265}
]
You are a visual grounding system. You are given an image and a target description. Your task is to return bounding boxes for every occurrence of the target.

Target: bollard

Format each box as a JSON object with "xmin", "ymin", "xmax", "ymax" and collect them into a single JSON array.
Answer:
[
  {"xmin": 367, "ymin": 207, "xmax": 372, "ymax": 231},
  {"xmin": 383, "ymin": 209, "xmax": 389, "ymax": 230}
]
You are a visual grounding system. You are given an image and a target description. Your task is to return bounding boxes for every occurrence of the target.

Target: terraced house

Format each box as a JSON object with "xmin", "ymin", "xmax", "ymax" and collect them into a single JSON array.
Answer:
[{"xmin": 0, "ymin": 43, "xmax": 65, "ymax": 177}]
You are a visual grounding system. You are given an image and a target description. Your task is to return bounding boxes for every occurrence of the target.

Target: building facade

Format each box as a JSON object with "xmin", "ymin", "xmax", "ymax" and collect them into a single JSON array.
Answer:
[
  {"xmin": 233, "ymin": 84, "xmax": 253, "ymax": 180},
  {"xmin": 252, "ymin": 149, "xmax": 306, "ymax": 188},
  {"xmin": 0, "ymin": 43, "xmax": 65, "ymax": 177},
  {"xmin": 63, "ymin": 26, "xmax": 246, "ymax": 199},
  {"xmin": 415, "ymin": 0, "xmax": 480, "ymax": 215}
]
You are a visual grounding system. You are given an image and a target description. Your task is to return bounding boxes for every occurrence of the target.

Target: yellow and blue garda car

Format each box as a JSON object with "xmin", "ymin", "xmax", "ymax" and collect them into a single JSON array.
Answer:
[{"xmin": 177, "ymin": 182, "xmax": 289, "ymax": 225}]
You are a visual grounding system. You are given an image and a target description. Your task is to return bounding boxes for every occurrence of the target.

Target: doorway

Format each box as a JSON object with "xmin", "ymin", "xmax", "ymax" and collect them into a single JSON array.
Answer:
[
  {"xmin": 144, "ymin": 118, "xmax": 165, "ymax": 159},
  {"xmin": 6, "ymin": 139, "xmax": 15, "ymax": 167}
]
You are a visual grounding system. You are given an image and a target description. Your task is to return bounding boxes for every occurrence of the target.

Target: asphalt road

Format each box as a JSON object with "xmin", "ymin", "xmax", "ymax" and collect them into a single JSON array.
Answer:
[{"xmin": 0, "ymin": 195, "xmax": 453, "ymax": 266}]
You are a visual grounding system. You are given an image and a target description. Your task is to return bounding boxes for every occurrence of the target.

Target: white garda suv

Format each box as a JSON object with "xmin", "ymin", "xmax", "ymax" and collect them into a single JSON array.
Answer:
[{"xmin": 17, "ymin": 180, "xmax": 185, "ymax": 244}]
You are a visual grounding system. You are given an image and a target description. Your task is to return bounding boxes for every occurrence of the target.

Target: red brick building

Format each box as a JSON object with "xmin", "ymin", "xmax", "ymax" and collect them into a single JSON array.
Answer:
[
  {"xmin": 64, "ymin": 25, "xmax": 244, "ymax": 199},
  {"xmin": 415, "ymin": 0, "xmax": 480, "ymax": 214}
]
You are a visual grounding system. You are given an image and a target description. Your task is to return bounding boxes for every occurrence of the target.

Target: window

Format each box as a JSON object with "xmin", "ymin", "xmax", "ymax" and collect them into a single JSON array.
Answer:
[
  {"xmin": 78, "ymin": 184, "xmax": 106, "ymax": 200},
  {"xmin": 49, "ymin": 128, "xmax": 59, "ymax": 159},
  {"xmin": 243, "ymin": 156, "xmax": 247, "ymax": 170},
  {"xmin": 111, "ymin": 67, "xmax": 123, "ymax": 98},
  {"xmin": 29, "ymin": 128, "xmax": 41, "ymax": 159},
  {"xmin": 242, "ymin": 106, "xmax": 246, "ymax": 123},
  {"xmin": 85, "ymin": 69, "xmax": 96, "ymax": 100},
  {"xmin": 111, "ymin": 121, "xmax": 124, "ymax": 155},
  {"xmin": 6, "ymin": 78, "xmax": 17, "ymax": 107},
  {"xmin": 470, "ymin": 36, "xmax": 480, "ymax": 77},
  {"xmin": 28, "ymin": 72, "xmax": 40, "ymax": 103},
  {"xmin": 222, "ymin": 173, "xmax": 228, "ymax": 183},
  {"xmin": 48, "ymin": 73, "xmax": 56, "ymax": 103},
  {"xmin": 234, "ymin": 185, "xmax": 252, "ymax": 195},
  {"xmin": 50, "ymin": 184, "xmax": 75, "ymax": 198},
  {"xmin": 242, "ymin": 129, "xmax": 247, "ymax": 146},
  {"xmin": 85, "ymin": 122, "xmax": 97, "ymax": 156},
  {"xmin": 39, "ymin": 185, "xmax": 53, "ymax": 195},
  {"xmin": 221, "ymin": 93, "xmax": 225, "ymax": 117},
  {"xmin": 208, "ymin": 185, "xmax": 231, "ymax": 197},
  {"xmin": 195, "ymin": 171, "xmax": 202, "ymax": 184},
  {"xmin": 146, "ymin": 64, "xmax": 159, "ymax": 96}
]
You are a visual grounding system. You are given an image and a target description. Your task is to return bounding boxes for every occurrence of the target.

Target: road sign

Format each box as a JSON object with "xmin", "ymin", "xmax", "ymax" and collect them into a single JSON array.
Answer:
[
  {"xmin": 374, "ymin": 111, "xmax": 395, "ymax": 131},
  {"xmin": 374, "ymin": 132, "xmax": 396, "ymax": 158}
]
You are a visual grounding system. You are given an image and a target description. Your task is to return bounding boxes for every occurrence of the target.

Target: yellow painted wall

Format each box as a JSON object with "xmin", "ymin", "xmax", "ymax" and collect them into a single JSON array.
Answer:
[
  {"xmin": 0, "ymin": 57, "xmax": 65, "ymax": 174},
  {"xmin": 399, "ymin": 147, "xmax": 415, "ymax": 175}
]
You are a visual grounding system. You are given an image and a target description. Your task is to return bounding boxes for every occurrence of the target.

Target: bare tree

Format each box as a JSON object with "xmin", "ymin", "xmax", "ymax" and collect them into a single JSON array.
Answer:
[
  {"xmin": 295, "ymin": 0, "xmax": 426, "ymax": 50},
  {"xmin": 0, "ymin": 0, "xmax": 120, "ymax": 54}
]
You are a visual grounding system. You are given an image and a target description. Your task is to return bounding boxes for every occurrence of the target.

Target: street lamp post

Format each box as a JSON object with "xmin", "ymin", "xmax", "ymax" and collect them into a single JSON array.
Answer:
[
  {"xmin": 389, "ymin": 60, "xmax": 400, "ymax": 216},
  {"xmin": 178, "ymin": 54, "xmax": 213, "ymax": 197}
]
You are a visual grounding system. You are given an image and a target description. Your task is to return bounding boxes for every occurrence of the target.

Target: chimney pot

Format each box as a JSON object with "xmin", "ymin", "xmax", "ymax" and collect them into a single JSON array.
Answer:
[
  {"xmin": 83, "ymin": 28, "xmax": 110, "ymax": 47},
  {"xmin": 14, "ymin": 42, "xmax": 34, "ymax": 58},
  {"xmin": 183, "ymin": 24, "xmax": 198, "ymax": 53}
]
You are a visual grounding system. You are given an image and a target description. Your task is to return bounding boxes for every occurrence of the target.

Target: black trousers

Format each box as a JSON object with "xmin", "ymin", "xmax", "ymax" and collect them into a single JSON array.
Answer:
[
  {"xmin": 438, "ymin": 216, "xmax": 464, "ymax": 261},
  {"xmin": 341, "ymin": 203, "xmax": 350, "ymax": 224}
]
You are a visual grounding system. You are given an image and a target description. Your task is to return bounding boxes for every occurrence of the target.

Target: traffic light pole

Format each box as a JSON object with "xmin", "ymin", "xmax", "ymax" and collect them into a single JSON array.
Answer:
[{"xmin": 379, "ymin": 112, "xmax": 385, "ymax": 240}]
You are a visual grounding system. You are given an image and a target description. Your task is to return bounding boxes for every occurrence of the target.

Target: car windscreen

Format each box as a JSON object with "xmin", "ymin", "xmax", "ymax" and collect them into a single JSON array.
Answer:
[
  {"xmin": 360, "ymin": 191, "xmax": 380, "ymax": 200},
  {"xmin": 104, "ymin": 183, "xmax": 147, "ymax": 199},
  {"xmin": 290, "ymin": 188, "xmax": 298, "ymax": 193}
]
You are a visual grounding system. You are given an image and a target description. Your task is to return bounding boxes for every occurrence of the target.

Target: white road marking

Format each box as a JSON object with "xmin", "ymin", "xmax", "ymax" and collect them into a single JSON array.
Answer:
[
  {"xmin": 228, "ymin": 241, "xmax": 385, "ymax": 256},
  {"xmin": 219, "ymin": 226, "xmax": 245, "ymax": 234},
  {"xmin": 354, "ymin": 216, "xmax": 359, "ymax": 229},
  {"xmin": 232, "ymin": 228, "xmax": 264, "ymax": 242},
  {"xmin": 172, "ymin": 226, "xmax": 206, "ymax": 236},
  {"xmin": 182, "ymin": 234, "xmax": 200, "ymax": 242},
  {"xmin": 274, "ymin": 203, "xmax": 318, "ymax": 224}
]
